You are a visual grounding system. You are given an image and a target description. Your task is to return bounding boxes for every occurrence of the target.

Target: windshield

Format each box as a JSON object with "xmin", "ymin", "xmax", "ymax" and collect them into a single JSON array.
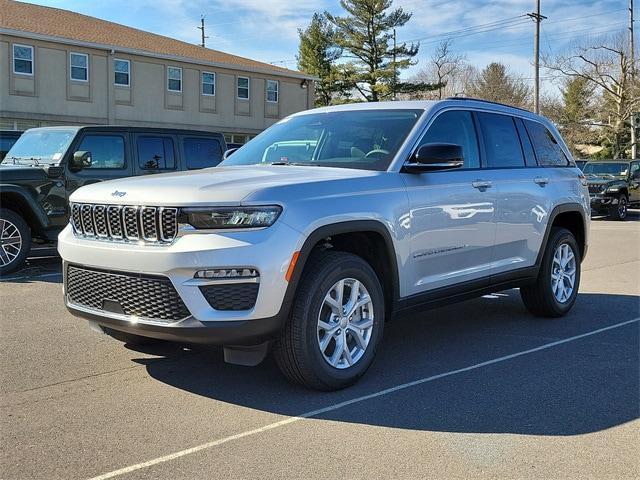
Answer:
[
  {"xmin": 2, "ymin": 129, "xmax": 76, "ymax": 164},
  {"xmin": 221, "ymin": 109, "xmax": 423, "ymax": 171},
  {"xmin": 583, "ymin": 162, "xmax": 629, "ymax": 177}
]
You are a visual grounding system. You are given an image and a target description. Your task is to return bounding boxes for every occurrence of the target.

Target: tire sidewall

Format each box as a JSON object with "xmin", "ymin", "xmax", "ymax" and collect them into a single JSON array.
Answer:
[
  {"xmin": 0, "ymin": 208, "xmax": 31, "ymax": 275},
  {"xmin": 298, "ymin": 254, "xmax": 385, "ymax": 387},
  {"xmin": 541, "ymin": 229, "xmax": 581, "ymax": 315}
]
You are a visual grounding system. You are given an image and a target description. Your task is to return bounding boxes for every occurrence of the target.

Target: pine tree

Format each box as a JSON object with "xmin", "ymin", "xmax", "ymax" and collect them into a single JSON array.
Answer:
[
  {"xmin": 297, "ymin": 13, "xmax": 345, "ymax": 107},
  {"xmin": 325, "ymin": 0, "xmax": 437, "ymax": 101},
  {"xmin": 557, "ymin": 77, "xmax": 597, "ymax": 156},
  {"xmin": 466, "ymin": 63, "xmax": 531, "ymax": 109}
]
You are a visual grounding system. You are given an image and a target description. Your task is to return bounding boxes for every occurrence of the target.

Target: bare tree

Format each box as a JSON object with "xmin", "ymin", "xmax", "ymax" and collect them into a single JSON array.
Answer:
[
  {"xmin": 408, "ymin": 40, "xmax": 467, "ymax": 99},
  {"xmin": 544, "ymin": 33, "xmax": 639, "ymax": 158}
]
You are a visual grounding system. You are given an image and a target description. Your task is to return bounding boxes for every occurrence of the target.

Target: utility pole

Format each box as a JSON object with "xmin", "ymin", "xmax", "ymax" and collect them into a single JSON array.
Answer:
[
  {"xmin": 528, "ymin": 0, "xmax": 546, "ymax": 114},
  {"xmin": 630, "ymin": 0, "xmax": 637, "ymax": 159},
  {"xmin": 197, "ymin": 15, "xmax": 208, "ymax": 48},
  {"xmin": 392, "ymin": 28, "xmax": 397, "ymax": 100}
]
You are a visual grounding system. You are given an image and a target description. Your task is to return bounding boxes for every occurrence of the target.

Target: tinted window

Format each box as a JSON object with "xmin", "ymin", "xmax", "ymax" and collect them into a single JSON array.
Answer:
[
  {"xmin": 419, "ymin": 110, "xmax": 480, "ymax": 168},
  {"xmin": 184, "ymin": 137, "xmax": 223, "ymax": 169},
  {"xmin": 76, "ymin": 135, "xmax": 125, "ymax": 169},
  {"xmin": 514, "ymin": 118, "xmax": 538, "ymax": 166},
  {"xmin": 524, "ymin": 120, "xmax": 569, "ymax": 166},
  {"xmin": 0, "ymin": 136, "xmax": 20, "ymax": 156},
  {"xmin": 477, "ymin": 113, "xmax": 525, "ymax": 168},
  {"xmin": 137, "ymin": 136, "xmax": 175, "ymax": 170}
]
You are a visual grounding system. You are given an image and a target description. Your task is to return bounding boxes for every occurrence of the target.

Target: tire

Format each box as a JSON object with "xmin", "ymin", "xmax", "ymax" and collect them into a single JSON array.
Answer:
[
  {"xmin": 608, "ymin": 194, "xmax": 628, "ymax": 221},
  {"xmin": 521, "ymin": 227, "xmax": 581, "ymax": 318},
  {"xmin": 102, "ymin": 327, "xmax": 160, "ymax": 346},
  {"xmin": 0, "ymin": 208, "xmax": 31, "ymax": 275},
  {"xmin": 273, "ymin": 250, "xmax": 385, "ymax": 391}
]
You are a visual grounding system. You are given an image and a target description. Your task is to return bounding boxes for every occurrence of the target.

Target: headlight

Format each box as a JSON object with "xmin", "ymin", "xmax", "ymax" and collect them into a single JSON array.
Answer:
[
  {"xmin": 606, "ymin": 186, "xmax": 619, "ymax": 192},
  {"xmin": 179, "ymin": 206, "xmax": 282, "ymax": 230}
]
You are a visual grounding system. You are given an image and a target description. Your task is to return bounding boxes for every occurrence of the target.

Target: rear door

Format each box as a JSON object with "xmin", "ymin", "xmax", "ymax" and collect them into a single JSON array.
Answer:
[
  {"xmin": 132, "ymin": 134, "xmax": 178, "ymax": 176},
  {"xmin": 629, "ymin": 161, "xmax": 640, "ymax": 203},
  {"xmin": 476, "ymin": 113, "xmax": 551, "ymax": 275},
  {"xmin": 65, "ymin": 131, "xmax": 133, "ymax": 196},
  {"xmin": 402, "ymin": 109, "xmax": 497, "ymax": 295}
]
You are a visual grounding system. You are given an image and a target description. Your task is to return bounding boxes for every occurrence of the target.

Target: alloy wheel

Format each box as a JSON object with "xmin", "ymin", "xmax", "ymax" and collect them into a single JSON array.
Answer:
[
  {"xmin": 317, "ymin": 278, "xmax": 374, "ymax": 369},
  {"xmin": 618, "ymin": 197, "xmax": 627, "ymax": 219},
  {"xmin": 0, "ymin": 218, "xmax": 23, "ymax": 268},
  {"xmin": 551, "ymin": 243, "xmax": 576, "ymax": 303}
]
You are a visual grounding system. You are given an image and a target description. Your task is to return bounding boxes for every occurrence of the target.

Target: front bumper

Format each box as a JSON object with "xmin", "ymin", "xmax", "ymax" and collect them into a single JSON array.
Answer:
[
  {"xmin": 590, "ymin": 194, "xmax": 617, "ymax": 210},
  {"xmin": 58, "ymin": 221, "xmax": 302, "ymax": 344}
]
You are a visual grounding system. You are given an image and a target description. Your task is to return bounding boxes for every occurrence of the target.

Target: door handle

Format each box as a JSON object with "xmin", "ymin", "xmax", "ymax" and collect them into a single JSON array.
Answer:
[
  {"xmin": 472, "ymin": 180, "xmax": 492, "ymax": 190},
  {"xmin": 534, "ymin": 176, "xmax": 549, "ymax": 186}
]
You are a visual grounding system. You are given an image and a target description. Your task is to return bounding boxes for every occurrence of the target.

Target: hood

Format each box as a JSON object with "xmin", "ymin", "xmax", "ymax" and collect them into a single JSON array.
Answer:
[
  {"xmin": 0, "ymin": 163, "xmax": 48, "ymax": 182},
  {"xmin": 70, "ymin": 165, "xmax": 380, "ymax": 206}
]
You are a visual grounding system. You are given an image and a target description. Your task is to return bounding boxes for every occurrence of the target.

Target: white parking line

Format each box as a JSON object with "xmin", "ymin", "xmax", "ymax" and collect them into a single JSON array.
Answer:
[
  {"xmin": 87, "ymin": 317, "xmax": 640, "ymax": 480},
  {"xmin": 0, "ymin": 272, "xmax": 62, "ymax": 282}
]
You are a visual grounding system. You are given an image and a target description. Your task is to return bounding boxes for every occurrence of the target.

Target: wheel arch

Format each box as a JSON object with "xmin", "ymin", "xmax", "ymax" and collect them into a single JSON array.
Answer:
[
  {"xmin": 0, "ymin": 186, "xmax": 49, "ymax": 234},
  {"xmin": 280, "ymin": 220, "xmax": 400, "ymax": 320},
  {"xmin": 538, "ymin": 203, "xmax": 587, "ymax": 263}
]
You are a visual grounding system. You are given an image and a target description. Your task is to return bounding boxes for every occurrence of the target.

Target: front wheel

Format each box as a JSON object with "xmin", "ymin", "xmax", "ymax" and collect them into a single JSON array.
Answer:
[
  {"xmin": 274, "ymin": 250, "xmax": 384, "ymax": 391},
  {"xmin": 608, "ymin": 194, "xmax": 628, "ymax": 221},
  {"xmin": 0, "ymin": 208, "xmax": 31, "ymax": 275},
  {"xmin": 521, "ymin": 227, "xmax": 581, "ymax": 317}
]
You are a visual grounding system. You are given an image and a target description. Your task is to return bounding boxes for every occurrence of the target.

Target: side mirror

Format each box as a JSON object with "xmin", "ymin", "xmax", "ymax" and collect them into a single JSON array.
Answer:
[
  {"xmin": 69, "ymin": 151, "xmax": 92, "ymax": 172},
  {"xmin": 403, "ymin": 143, "xmax": 464, "ymax": 172},
  {"xmin": 223, "ymin": 147, "xmax": 239, "ymax": 160}
]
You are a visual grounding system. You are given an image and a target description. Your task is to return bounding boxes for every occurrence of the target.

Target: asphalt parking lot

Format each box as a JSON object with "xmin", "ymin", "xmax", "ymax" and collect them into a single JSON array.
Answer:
[{"xmin": 1, "ymin": 214, "xmax": 638, "ymax": 480}]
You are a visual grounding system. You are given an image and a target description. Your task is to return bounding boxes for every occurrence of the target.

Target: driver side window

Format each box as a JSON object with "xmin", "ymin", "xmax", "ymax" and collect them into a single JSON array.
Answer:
[{"xmin": 418, "ymin": 110, "xmax": 480, "ymax": 169}]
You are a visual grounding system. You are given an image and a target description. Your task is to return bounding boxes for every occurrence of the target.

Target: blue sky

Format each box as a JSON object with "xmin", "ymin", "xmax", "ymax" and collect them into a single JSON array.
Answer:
[{"xmin": 21, "ymin": 0, "xmax": 632, "ymax": 94}]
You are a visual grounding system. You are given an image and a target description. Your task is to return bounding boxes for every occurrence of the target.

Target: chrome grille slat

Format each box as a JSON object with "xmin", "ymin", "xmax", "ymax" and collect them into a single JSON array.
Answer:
[{"xmin": 69, "ymin": 203, "xmax": 178, "ymax": 244}]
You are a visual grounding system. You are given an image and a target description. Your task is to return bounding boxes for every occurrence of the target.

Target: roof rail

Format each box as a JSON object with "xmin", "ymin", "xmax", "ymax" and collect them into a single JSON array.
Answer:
[{"xmin": 444, "ymin": 96, "xmax": 534, "ymax": 114}]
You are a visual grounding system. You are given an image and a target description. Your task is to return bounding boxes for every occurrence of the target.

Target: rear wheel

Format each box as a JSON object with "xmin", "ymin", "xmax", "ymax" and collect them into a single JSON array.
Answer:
[
  {"xmin": 521, "ymin": 227, "xmax": 581, "ymax": 317},
  {"xmin": 274, "ymin": 250, "xmax": 384, "ymax": 390},
  {"xmin": 0, "ymin": 208, "xmax": 31, "ymax": 275},
  {"xmin": 608, "ymin": 194, "xmax": 628, "ymax": 221}
]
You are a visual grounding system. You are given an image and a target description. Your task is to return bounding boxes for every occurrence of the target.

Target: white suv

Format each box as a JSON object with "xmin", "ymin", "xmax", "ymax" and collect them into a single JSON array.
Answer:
[{"xmin": 58, "ymin": 99, "xmax": 590, "ymax": 390}]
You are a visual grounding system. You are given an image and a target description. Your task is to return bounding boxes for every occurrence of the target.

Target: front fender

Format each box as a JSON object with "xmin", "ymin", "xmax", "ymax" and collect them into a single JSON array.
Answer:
[{"xmin": 0, "ymin": 184, "xmax": 50, "ymax": 230}]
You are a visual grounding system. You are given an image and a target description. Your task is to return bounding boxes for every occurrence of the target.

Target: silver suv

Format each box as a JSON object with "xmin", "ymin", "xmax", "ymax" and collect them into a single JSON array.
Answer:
[{"xmin": 58, "ymin": 99, "xmax": 590, "ymax": 390}]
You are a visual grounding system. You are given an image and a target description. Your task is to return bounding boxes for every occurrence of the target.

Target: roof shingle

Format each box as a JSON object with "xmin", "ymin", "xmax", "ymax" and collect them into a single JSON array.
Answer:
[{"xmin": 0, "ymin": 0, "xmax": 308, "ymax": 78}]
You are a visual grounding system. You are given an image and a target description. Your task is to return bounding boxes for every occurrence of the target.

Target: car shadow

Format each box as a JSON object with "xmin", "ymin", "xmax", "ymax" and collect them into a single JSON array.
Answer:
[{"xmin": 128, "ymin": 291, "xmax": 639, "ymax": 437}]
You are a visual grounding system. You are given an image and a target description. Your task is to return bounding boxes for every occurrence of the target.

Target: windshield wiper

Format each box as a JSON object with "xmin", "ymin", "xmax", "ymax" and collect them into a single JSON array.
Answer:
[{"xmin": 5, "ymin": 156, "xmax": 42, "ymax": 166}]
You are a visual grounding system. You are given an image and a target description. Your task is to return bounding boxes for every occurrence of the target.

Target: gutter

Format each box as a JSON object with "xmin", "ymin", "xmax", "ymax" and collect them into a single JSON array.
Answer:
[{"xmin": 0, "ymin": 27, "xmax": 319, "ymax": 82}]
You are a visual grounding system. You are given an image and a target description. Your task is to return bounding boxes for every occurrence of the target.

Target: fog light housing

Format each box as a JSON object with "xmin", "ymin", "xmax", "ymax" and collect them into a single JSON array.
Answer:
[{"xmin": 194, "ymin": 268, "xmax": 259, "ymax": 279}]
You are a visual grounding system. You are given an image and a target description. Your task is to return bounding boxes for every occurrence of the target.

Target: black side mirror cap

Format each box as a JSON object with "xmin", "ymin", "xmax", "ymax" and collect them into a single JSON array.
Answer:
[
  {"xmin": 69, "ymin": 151, "xmax": 92, "ymax": 172},
  {"xmin": 223, "ymin": 147, "xmax": 239, "ymax": 160},
  {"xmin": 403, "ymin": 143, "xmax": 464, "ymax": 172}
]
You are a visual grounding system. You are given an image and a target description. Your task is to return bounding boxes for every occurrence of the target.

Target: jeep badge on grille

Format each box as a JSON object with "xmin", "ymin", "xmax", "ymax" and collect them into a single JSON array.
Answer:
[{"xmin": 111, "ymin": 190, "xmax": 126, "ymax": 198}]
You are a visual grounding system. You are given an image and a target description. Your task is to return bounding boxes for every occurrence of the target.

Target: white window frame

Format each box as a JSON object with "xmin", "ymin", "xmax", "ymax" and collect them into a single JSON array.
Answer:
[
  {"xmin": 69, "ymin": 52, "xmax": 89, "ymax": 82},
  {"xmin": 167, "ymin": 66, "xmax": 182, "ymax": 92},
  {"xmin": 13, "ymin": 44, "xmax": 34, "ymax": 76},
  {"xmin": 114, "ymin": 58, "xmax": 131, "ymax": 87},
  {"xmin": 266, "ymin": 79, "xmax": 279, "ymax": 103},
  {"xmin": 237, "ymin": 76, "xmax": 250, "ymax": 100},
  {"xmin": 202, "ymin": 71, "xmax": 215, "ymax": 96}
]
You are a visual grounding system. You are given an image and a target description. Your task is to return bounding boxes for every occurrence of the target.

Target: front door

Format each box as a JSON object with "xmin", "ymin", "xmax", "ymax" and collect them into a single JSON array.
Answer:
[{"xmin": 402, "ymin": 109, "xmax": 497, "ymax": 296}]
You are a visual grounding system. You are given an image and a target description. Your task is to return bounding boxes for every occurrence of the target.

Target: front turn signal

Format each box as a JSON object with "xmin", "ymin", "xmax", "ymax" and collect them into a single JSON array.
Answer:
[{"xmin": 285, "ymin": 251, "xmax": 300, "ymax": 282}]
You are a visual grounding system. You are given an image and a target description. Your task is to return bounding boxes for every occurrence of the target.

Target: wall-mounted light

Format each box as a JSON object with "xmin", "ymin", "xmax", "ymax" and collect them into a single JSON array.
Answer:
[{"xmin": 300, "ymin": 79, "xmax": 308, "ymax": 89}]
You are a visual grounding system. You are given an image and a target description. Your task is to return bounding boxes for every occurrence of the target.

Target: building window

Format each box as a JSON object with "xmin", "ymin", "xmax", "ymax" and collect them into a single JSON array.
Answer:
[
  {"xmin": 70, "ymin": 52, "xmax": 89, "ymax": 81},
  {"xmin": 237, "ymin": 76, "xmax": 250, "ymax": 99},
  {"xmin": 13, "ymin": 44, "xmax": 33, "ymax": 75},
  {"xmin": 167, "ymin": 66, "xmax": 182, "ymax": 92},
  {"xmin": 202, "ymin": 72, "xmax": 215, "ymax": 96},
  {"xmin": 114, "ymin": 59, "xmax": 130, "ymax": 86},
  {"xmin": 266, "ymin": 80, "xmax": 278, "ymax": 103}
]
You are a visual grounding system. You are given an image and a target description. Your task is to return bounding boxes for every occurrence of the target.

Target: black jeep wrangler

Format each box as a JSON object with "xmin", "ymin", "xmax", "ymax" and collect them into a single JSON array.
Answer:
[
  {"xmin": 584, "ymin": 159, "xmax": 640, "ymax": 220},
  {"xmin": 0, "ymin": 126, "xmax": 226, "ymax": 274}
]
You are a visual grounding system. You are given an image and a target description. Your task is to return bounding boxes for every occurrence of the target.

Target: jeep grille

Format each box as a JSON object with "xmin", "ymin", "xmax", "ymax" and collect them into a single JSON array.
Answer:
[{"xmin": 70, "ymin": 203, "xmax": 178, "ymax": 243}]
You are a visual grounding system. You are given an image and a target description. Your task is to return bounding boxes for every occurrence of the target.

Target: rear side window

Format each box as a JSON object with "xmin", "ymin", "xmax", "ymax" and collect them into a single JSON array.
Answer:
[
  {"xmin": 137, "ymin": 136, "xmax": 175, "ymax": 170},
  {"xmin": 477, "ymin": 112, "xmax": 524, "ymax": 168},
  {"xmin": 183, "ymin": 137, "xmax": 223, "ymax": 169},
  {"xmin": 76, "ymin": 135, "xmax": 125, "ymax": 169},
  {"xmin": 524, "ymin": 120, "xmax": 569, "ymax": 166},
  {"xmin": 420, "ymin": 110, "xmax": 480, "ymax": 168},
  {"xmin": 514, "ymin": 118, "xmax": 538, "ymax": 167}
]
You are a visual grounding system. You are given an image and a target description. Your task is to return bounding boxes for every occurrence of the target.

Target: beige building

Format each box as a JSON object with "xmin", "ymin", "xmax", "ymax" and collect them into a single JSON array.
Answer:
[{"xmin": 0, "ymin": 0, "xmax": 315, "ymax": 145}]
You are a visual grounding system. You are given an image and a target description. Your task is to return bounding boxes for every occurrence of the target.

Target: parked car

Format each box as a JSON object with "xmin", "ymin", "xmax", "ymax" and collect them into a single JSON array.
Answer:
[
  {"xmin": 0, "ymin": 130, "xmax": 24, "ymax": 161},
  {"xmin": 584, "ymin": 159, "xmax": 640, "ymax": 220},
  {"xmin": 58, "ymin": 99, "xmax": 589, "ymax": 390},
  {"xmin": 0, "ymin": 126, "xmax": 225, "ymax": 274}
]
